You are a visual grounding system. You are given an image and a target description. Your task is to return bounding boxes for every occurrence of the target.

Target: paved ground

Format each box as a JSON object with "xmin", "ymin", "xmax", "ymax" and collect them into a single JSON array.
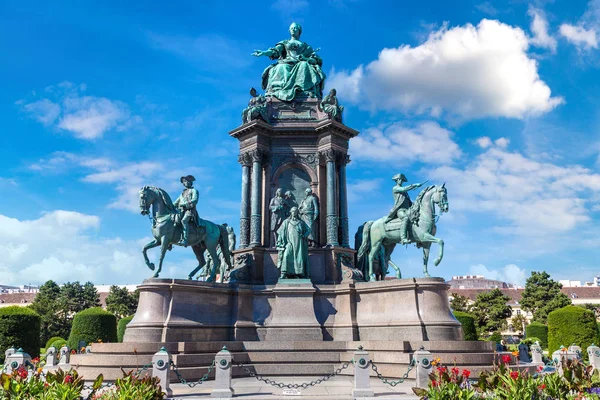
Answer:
[{"xmin": 168, "ymin": 376, "xmax": 420, "ymax": 399}]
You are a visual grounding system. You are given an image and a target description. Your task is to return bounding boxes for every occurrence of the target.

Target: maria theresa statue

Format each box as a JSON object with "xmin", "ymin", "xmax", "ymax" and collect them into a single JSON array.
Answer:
[{"xmin": 252, "ymin": 22, "xmax": 326, "ymax": 102}]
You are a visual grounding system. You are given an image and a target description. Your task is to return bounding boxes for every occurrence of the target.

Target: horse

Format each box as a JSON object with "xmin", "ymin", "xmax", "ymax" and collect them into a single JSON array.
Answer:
[
  {"xmin": 356, "ymin": 184, "xmax": 449, "ymax": 281},
  {"xmin": 138, "ymin": 186, "xmax": 233, "ymax": 281}
]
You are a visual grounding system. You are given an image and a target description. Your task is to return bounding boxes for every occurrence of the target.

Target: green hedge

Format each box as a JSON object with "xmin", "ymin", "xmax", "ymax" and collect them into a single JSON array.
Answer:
[
  {"xmin": 49, "ymin": 338, "xmax": 67, "ymax": 351},
  {"xmin": 44, "ymin": 336, "xmax": 65, "ymax": 350},
  {"xmin": 68, "ymin": 307, "xmax": 117, "ymax": 351},
  {"xmin": 453, "ymin": 311, "xmax": 478, "ymax": 341},
  {"xmin": 548, "ymin": 306, "xmax": 599, "ymax": 357},
  {"xmin": 0, "ymin": 306, "xmax": 41, "ymax": 363},
  {"xmin": 526, "ymin": 322, "xmax": 549, "ymax": 349},
  {"xmin": 488, "ymin": 331, "xmax": 502, "ymax": 344},
  {"xmin": 117, "ymin": 316, "xmax": 134, "ymax": 343}
]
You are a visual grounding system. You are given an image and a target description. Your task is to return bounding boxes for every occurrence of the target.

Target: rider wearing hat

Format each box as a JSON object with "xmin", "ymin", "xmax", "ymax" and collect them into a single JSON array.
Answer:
[
  {"xmin": 385, "ymin": 173, "xmax": 425, "ymax": 244},
  {"xmin": 174, "ymin": 175, "xmax": 199, "ymax": 246}
]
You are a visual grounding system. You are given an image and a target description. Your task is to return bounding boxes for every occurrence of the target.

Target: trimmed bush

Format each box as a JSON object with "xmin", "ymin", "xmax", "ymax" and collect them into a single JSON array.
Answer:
[
  {"xmin": 548, "ymin": 306, "xmax": 599, "ymax": 357},
  {"xmin": 0, "ymin": 306, "xmax": 41, "ymax": 363},
  {"xmin": 526, "ymin": 322, "xmax": 549, "ymax": 349},
  {"xmin": 453, "ymin": 311, "xmax": 478, "ymax": 341},
  {"xmin": 44, "ymin": 336, "xmax": 65, "ymax": 350},
  {"xmin": 117, "ymin": 316, "xmax": 134, "ymax": 343},
  {"xmin": 50, "ymin": 338, "xmax": 67, "ymax": 351},
  {"xmin": 68, "ymin": 307, "xmax": 117, "ymax": 351},
  {"xmin": 488, "ymin": 331, "xmax": 502, "ymax": 344}
]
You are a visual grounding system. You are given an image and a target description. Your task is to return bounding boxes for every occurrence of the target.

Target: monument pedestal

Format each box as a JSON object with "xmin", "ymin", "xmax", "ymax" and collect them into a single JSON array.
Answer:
[{"xmin": 262, "ymin": 282, "xmax": 322, "ymax": 341}]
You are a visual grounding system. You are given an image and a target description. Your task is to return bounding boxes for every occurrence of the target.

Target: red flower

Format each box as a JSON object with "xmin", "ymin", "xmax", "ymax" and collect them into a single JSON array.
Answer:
[
  {"xmin": 462, "ymin": 369, "xmax": 471, "ymax": 378},
  {"xmin": 537, "ymin": 365, "xmax": 543, "ymax": 372},
  {"xmin": 510, "ymin": 371, "xmax": 519, "ymax": 379},
  {"xmin": 31, "ymin": 357, "xmax": 40, "ymax": 364},
  {"xmin": 538, "ymin": 384, "xmax": 546, "ymax": 390},
  {"xmin": 502, "ymin": 355, "xmax": 512, "ymax": 364},
  {"xmin": 64, "ymin": 375, "xmax": 74, "ymax": 384},
  {"xmin": 431, "ymin": 379, "xmax": 438, "ymax": 387},
  {"xmin": 451, "ymin": 367, "xmax": 459, "ymax": 376},
  {"xmin": 436, "ymin": 366, "xmax": 447, "ymax": 374}
]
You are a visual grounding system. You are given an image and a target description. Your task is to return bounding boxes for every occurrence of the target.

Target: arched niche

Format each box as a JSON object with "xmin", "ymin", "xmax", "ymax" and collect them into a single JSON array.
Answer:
[{"xmin": 271, "ymin": 162, "xmax": 318, "ymax": 209}]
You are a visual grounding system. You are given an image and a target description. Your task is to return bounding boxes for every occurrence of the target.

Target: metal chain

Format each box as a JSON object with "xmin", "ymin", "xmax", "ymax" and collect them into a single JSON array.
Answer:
[
  {"xmin": 134, "ymin": 362, "xmax": 154, "ymax": 377},
  {"xmin": 370, "ymin": 358, "xmax": 415, "ymax": 387},
  {"xmin": 170, "ymin": 359, "xmax": 215, "ymax": 387},
  {"xmin": 234, "ymin": 360, "xmax": 351, "ymax": 389}
]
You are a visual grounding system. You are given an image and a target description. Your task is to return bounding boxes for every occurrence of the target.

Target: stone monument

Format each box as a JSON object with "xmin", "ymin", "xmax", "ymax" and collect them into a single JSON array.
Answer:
[{"xmin": 75, "ymin": 21, "xmax": 495, "ymax": 383}]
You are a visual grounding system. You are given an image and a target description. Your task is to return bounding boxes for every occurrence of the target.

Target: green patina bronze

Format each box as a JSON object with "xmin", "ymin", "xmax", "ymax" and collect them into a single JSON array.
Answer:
[
  {"xmin": 276, "ymin": 207, "xmax": 311, "ymax": 279},
  {"xmin": 356, "ymin": 181, "xmax": 449, "ymax": 281},
  {"xmin": 252, "ymin": 22, "xmax": 325, "ymax": 101},
  {"xmin": 242, "ymin": 87, "xmax": 268, "ymax": 123},
  {"xmin": 139, "ymin": 184, "xmax": 233, "ymax": 281},
  {"xmin": 321, "ymin": 89, "xmax": 344, "ymax": 122}
]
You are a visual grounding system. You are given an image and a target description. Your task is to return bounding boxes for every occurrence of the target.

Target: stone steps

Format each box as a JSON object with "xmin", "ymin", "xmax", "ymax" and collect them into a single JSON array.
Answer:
[{"xmin": 70, "ymin": 340, "xmax": 496, "ymax": 382}]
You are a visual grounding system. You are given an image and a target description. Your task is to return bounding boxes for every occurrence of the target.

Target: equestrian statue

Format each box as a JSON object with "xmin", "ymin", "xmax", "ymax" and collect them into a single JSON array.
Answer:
[
  {"xmin": 357, "ymin": 175, "xmax": 449, "ymax": 281},
  {"xmin": 138, "ymin": 176, "xmax": 233, "ymax": 281}
]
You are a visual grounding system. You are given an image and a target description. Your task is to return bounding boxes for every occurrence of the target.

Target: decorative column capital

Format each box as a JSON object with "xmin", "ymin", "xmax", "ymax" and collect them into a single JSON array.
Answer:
[
  {"xmin": 319, "ymin": 149, "xmax": 342, "ymax": 163},
  {"xmin": 238, "ymin": 152, "xmax": 253, "ymax": 167},
  {"xmin": 343, "ymin": 154, "xmax": 351, "ymax": 165},
  {"xmin": 248, "ymin": 149, "xmax": 269, "ymax": 164}
]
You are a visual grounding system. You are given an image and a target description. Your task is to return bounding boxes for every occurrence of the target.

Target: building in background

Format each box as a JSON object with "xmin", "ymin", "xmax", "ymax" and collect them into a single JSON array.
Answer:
[{"xmin": 0, "ymin": 284, "xmax": 137, "ymax": 308}]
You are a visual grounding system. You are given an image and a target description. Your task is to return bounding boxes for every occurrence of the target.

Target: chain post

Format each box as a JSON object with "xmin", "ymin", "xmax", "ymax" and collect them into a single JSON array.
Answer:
[
  {"xmin": 413, "ymin": 346, "xmax": 432, "ymax": 389},
  {"xmin": 212, "ymin": 346, "xmax": 234, "ymax": 398},
  {"xmin": 588, "ymin": 344, "xmax": 600, "ymax": 373},
  {"xmin": 530, "ymin": 341, "xmax": 544, "ymax": 367},
  {"xmin": 5, "ymin": 348, "xmax": 32, "ymax": 374},
  {"xmin": 42, "ymin": 346, "xmax": 58, "ymax": 373},
  {"xmin": 58, "ymin": 345, "xmax": 71, "ymax": 370},
  {"xmin": 153, "ymin": 346, "xmax": 173, "ymax": 397},
  {"xmin": 352, "ymin": 345, "xmax": 374, "ymax": 398}
]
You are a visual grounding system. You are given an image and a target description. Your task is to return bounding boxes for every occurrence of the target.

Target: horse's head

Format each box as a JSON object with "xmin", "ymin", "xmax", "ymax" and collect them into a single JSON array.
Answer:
[
  {"xmin": 433, "ymin": 183, "xmax": 449, "ymax": 213},
  {"xmin": 139, "ymin": 186, "xmax": 153, "ymax": 216}
]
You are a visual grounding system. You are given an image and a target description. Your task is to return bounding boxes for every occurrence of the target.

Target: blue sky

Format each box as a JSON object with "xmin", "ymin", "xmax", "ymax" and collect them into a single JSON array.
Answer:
[{"xmin": 1, "ymin": 0, "xmax": 600, "ymax": 286}]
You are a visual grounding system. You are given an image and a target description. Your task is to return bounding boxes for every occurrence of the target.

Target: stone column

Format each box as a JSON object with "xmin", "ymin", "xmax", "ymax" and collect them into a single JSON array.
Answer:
[
  {"xmin": 238, "ymin": 152, "xmax": 252, "ymax": 248},
  {"xmin": 250, "ymin": 149, "xmax": 264, "ymax": 247},
  {"xmin": 352, "ymin": 346, "xmax": 374, "ymax": 398},
  {"xmin": 414, "ymin": 347, "xmax": 433, "ymax": 389},
  {"xmin": 338, "ymin": 154, "xmax": 350, "ymax": 248},
  {"xmin": 212, "ymin": 346, "xmax": 234, "ymax": 398},
  {"xmin": 323, "ymin": 150, "xmax": 339, "ymax": 247},
  {"xmin": 152, "ymin": 347, "xmax": 173, "ymax": 397}
]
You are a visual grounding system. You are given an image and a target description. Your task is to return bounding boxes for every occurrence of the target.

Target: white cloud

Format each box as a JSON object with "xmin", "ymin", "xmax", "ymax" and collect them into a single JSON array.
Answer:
[
  {"xmin": 559, "ymin": 24, "xmax": 598, "ymax": 49},
  {"xmin": 29, "ymin": 152, "xmax": 207, "ymax": 213},
  {"xmin": 469, "ymin": 263, "xmax": 527, "ymax": 286},
  {"xmin": 428, "ymin": 146, "xmax": 600, "ymax": 236},
  {"xmin": 350, "ymin": 121, "xmax": 461, "ymax": 165},
  {"xmin": 347, "ymin": 178, "xmax": 383, "ymax": 202},
  {"xmin": 528, "ymin": 7, "xmax": 558, "ymax": 52},
  {"xmin": 476, "ymin": 136, "xmax": 493, "ymax": 148},
  {"xmin": 494, "ymin": 137, "xmax": 510, "ymax": 148},
  {"xmin": 329, "ymin": 19, "xmax": 563, "ymax": 120},
  {"xmin": 0, "ymin": 210, "xmax": 197, "ymax": 285},
  {"xmin": 20, "ymin": 82, "xmax": 137, "ymax": 140},
  {"xmin": 326, "ymin": 66, "xmax": 363, "ymax": 103}
]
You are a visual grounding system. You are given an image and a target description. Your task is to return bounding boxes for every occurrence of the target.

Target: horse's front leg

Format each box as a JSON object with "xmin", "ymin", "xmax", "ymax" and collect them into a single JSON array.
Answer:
[
  {"xmin": 154, "ymin": 236, "xmax": 170, "ymax": 278},
  {"xmin": 142, "ymin": 239, "xmax": 160, "ymax": 271},
  {"xmin": 422, "ymin": 243, "xmax": 431, "ymax": 277}
]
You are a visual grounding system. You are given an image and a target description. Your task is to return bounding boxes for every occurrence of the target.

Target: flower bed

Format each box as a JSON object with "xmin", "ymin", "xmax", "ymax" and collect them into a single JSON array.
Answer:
[
  {"xmin": 0, "ymin": 358, "xmax": 164, "ymax": 400},
  {"xmin": 413, "ymin": 356, "xmax": 600, "ymax": 399}
]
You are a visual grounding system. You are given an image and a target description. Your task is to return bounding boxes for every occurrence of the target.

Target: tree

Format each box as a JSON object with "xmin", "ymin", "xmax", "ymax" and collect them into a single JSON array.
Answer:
[
  {"xmin": 105, "ymin": 286, "xmax": 139, "ymax": 319},
  {"xmin": 471, "ymin": 288, "xmax": 512, "ymax": 334},
  {"xmin": 30, "ymin": 280, "xmax": 61, "ymax": 344},
  {"xmin": 520, "ymin": 271, "xmax": 571, "ymax": 324},
  {"xmin": 578, "ymin": 303, "xmax": 600, "ymax": 320},
  {"xmin": 31, "ymin": 280, "xmax": 102, "ymax": 344},
  {"xmin": 450, "ymin": 293, "xmax": 472, "ymax": 313},
  {"xmin": 511, "ymin": 313, "xmax": 528, "ymax": 333}
]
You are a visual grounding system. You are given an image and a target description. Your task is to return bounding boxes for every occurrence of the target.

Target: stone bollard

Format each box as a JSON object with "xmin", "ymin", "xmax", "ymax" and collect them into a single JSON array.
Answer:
[
  {"xmin": 4, "ymin": 346, "xmax": 16, "ymax": 363},
  {"xmin": 5, "ymin": 348, "xmax": 32, "ymax": 374},
  {"xmin": 568, "ymin": 344, "xmax": 583, "ymax": 361},
  {"xmin": 530, "ymin": 341, "xmax": 544, "ymax": 366},
  {"xmin": 43, "ymin": 346, "xmax": 57, "ymax": 372},
  {"xmin": 212, "ymin": 346, "xmax": 234, "ymax": 398},
  {"xmin": 588, "ymin": 344, "xmax": 600, "ymax": 372},
  {"xmin": 414, "ymin": 347, "xmax": 433, "ymax": 389},
  {"xmin": 352, "ymin": 346, "xmax": 374, "ymax": 398},
  {"xmin": 85, "ymin": 345, "xmax": 92, "ymax": 354},
  {"xmin": 152, "ymin": 347, "xmax": 173, "ymax": 397},
  {"xmin": 58, "ymin": 345, "xmax": 70, "ymax": 370}
]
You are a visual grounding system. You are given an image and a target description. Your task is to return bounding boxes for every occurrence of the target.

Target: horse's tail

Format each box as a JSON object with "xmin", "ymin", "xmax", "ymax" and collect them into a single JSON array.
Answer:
[
  {"xmin": 218, "ymin": 224, "xmax": 233, "ymax": 270},
  {"xmin": 356, "ymin": 221, "xmax": 373, "ymax": 273}
]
